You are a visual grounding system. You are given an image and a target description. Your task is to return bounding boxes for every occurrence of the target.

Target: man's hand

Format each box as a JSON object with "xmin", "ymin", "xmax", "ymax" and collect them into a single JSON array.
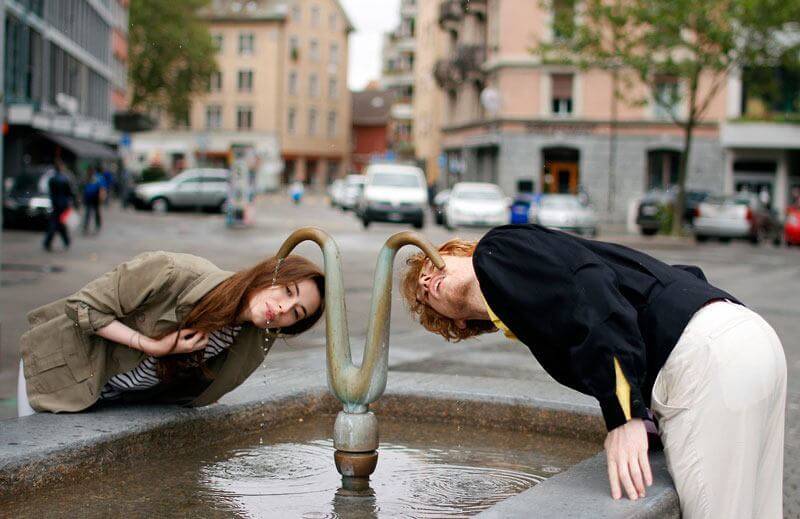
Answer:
[{"xmin": 604, "ymin": 418, "xmax": 653, "ymax": 500}]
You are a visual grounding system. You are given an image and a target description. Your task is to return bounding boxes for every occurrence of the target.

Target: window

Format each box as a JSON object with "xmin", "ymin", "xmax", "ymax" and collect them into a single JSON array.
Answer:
[
  {"xmin": 552, "ymin": 0, "xmax": 576, "ymax": 40},
  {"xmin": 289, "ymin": 36, "xmax": 300, "ymax": 61},
  {"xmin": 654, "ymin": 76, "xmax": 680, "ymax": 120},
  {"xmin": 329, "ymin": 12, "xmax": 338, "ymax": 30},
  {"xmin": 647, "ymin": 150, "xmax": 681, "ymax": 189},
  {"xmin": 551, "ymin": 73, "xmax": 573, "ymax": 116},
  {"xmin": 328, "ymin": 76, "xmax": 338, "ymax": 98},
  {"xmin": 288, "ymin": 70, "xmax": 298, "ymax": 95},
  {"xmin": 208, "ymin": 71, "xmax": 222, "ymax": 92},
  {"xmin": 211, "ymin": 34, "xmax": 223, "ymax": 52},
  {"xmin": 310, "ymin": 39, "xmax": 319, "ymax": 62},
  {"xmin": 309, "ymin": 74, "xmax": 319, "ymax": 97},
  {"xmin": 237, "ymin": 106, "xmax": 253, "ymax": 130},
  {"xmin": 308, "ymin": 108, "xmax": 318, "ymax": 135},
  {"xmin": 311, "ymin": 5, "xmax": 320, "ymax": 27},
  {"xmin": 327, "ymin": 111, "xmax": 337, "ymax": 137},
  {"xmin": 330, "ymin": 43, "xmax": 339, "ymax": 64},
  {"xmin": 238, "ymin": 32, "xmax": 255, "ymax": 55},
  {"xmin": 291, "ymin": 4, "xmax": 301, "ymax": 21},
  {"xmin": 238, "ymin": 69, "xmax": 253, "ymax": 92},
  {"xmin": 206, "ymin": 105, "xmax": 222, "ymax": 130},
  {"xmin": 288, "ymin": 107, "xmax": 297, "ymax": 134}
]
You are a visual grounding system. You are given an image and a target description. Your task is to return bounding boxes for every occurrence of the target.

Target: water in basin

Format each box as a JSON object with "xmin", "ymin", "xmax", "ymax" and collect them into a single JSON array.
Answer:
[{"xmin": 7, "ymin": 414, "xmax": 598, "ymax": 518}]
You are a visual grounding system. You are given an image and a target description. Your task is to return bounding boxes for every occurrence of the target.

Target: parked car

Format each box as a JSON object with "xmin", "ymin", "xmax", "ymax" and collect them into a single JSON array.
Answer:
[
  {"xmin": 693, "ymin": 193, "xmax": 782, "ymax": 245},
  {"xmin": 340, "ymin": 174, "xmax": 367, "ymax": 211},
  {"xmin": 637, "ymin": 188, "xmax": 710, "ymax": 236},
  {"xmin": 359, "ymin": 164, "xmax": 427, "ymax": 229},
  {"xmin": 328, "ymin": 179, "xmax": 345, "ymax": 208},
  {"xmin": 432, "ymin": 189, "xmax": 450, "ymax": 226},
  {"xmin": 3, "ymin": 165, "xmax": 81, "ymax": 230},
  {"xmin": 131, "ymin": 168, "xmax": 230, "ymax": 213},
  {"xmin": 445, "ymin": 182, "xmax": 509, "ymax": 230},
  {"xmin": 529, "ymin": 194, "xmax": 599, "ymax": 237},
  {"xmin": 783, "ymin": 206, "xmax": 800, "ymax": 246}
]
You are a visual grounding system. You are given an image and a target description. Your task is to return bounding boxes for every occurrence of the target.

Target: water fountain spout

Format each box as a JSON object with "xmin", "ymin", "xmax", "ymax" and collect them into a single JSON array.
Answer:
[{"xmin": 275, "ymin": 227, "xmax": 444, "ymax": 482}]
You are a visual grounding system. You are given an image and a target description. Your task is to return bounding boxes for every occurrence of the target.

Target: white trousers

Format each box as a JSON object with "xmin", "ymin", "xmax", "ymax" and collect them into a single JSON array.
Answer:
[
  {"xmin": 652, "ymin": 301, "xmax": 786, "ymax": 519},
  {"xmin": 17, "ymin": 359, "xmax": 37, "ymax": 417}
]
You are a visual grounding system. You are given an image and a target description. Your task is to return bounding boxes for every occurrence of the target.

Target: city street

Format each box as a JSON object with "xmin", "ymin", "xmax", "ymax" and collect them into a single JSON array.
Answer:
[{"xmin": 1, "ymin": 194, "xmax": 798, "ymax": 515}]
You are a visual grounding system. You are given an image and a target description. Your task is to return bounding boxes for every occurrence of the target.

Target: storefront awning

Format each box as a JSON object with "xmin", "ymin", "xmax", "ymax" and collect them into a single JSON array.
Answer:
[{"xmin": 43, "ymin": 132, "xmax": 118, "ymax": 160}]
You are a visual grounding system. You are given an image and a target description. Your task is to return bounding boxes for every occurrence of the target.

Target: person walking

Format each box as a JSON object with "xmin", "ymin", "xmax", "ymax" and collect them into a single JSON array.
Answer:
[
  {"xmin": 18, "ymin": 252, "xmax": 325, "ymax": 416},
  {"xmin": 82, "ymin": 166, "xmax": 105, "ymax": 234},
  {"xmin": 42, "ymin": 161, "xmax": 76, "ymax": 252},
  {"xmin": 401, "ymin": 224, "xmax": 786, "ymax": 519}
]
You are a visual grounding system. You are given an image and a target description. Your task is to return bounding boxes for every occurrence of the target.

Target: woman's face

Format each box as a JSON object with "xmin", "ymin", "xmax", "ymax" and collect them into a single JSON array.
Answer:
[{"xmin": 244, "ymin": 278, "xmax": 322, "ymax": 330}]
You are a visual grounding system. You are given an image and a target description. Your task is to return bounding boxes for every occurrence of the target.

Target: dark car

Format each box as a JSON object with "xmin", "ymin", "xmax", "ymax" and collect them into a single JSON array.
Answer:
[
  {"xmin": 637, "ymin": 188, "xmax": 709, "ymax": 236},
  {"xmin": 3, "ymin": 166, "xmax": 66, "ymax": 230},
  {"xmin": 432, "ymin": 189, "xmax": 450, "ymax": 225}
]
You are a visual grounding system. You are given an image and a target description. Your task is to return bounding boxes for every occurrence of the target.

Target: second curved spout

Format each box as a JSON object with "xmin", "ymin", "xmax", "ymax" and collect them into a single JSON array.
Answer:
[{"xmin": 276, "ymin": 228, "xmax": 444, "ymax": 411}]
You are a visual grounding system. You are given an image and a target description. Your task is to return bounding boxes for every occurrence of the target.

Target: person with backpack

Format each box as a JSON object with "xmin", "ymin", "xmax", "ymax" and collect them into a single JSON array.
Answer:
[{"xmin": 82, "ymin": 166, "xmax": 105, "ymax": 234}]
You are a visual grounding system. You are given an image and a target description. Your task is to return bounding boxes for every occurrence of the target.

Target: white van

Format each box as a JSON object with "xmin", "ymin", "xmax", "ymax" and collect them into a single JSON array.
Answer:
[{"xmin": 359, "ymin": 163, "xmax": 427, "ymax": 229}]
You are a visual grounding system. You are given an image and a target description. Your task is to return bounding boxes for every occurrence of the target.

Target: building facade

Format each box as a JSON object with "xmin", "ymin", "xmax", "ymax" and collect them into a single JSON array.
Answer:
[
  {"xmin": 131, "ymin": 0, "xmax": 352, "ymax": 190},
  {"xmin": 380, "ymin": 0, "xmax": 416, "ymax": 162},
  {"xmin": 2, "ymin": 0, "xmax": 126, "ymax": 180},
  {"xmin": 351, "ymin": 87, "xmax": 391, "ymax": 173},
  {"xmin": 431, "ymin": 0, "xmax": 735, "ymax": 221}
]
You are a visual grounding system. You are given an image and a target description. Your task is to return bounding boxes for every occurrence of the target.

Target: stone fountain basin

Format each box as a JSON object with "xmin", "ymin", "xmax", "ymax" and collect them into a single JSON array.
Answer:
[{"xmin": 0, "ymin": 370, "xmax": 678, "ymax": 517}]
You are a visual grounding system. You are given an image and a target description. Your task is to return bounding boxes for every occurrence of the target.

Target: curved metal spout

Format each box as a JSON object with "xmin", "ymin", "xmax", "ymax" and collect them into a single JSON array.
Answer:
[{"xmin": 275, "ymin": 227, "xmax": 443, "ymax": 410}]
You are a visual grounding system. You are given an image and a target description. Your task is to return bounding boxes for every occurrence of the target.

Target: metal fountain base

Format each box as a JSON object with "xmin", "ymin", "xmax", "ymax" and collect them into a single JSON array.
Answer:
[{"xmin": 333, "ymin": 410, "xmax": 379, "ymax": 487}]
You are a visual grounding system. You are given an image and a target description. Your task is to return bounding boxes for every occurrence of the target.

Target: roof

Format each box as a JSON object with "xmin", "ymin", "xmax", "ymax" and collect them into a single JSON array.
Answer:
[
  {"xmin": 351, "ymin": 90, "xmax": 392, "ymax": 126},
  {"xmin": 198, "ymin": 0, "xmax": 354, "ymax": 30},
  {"xmin": 198, "ymin": 0, "xmax": 288, "ymax": 22}
]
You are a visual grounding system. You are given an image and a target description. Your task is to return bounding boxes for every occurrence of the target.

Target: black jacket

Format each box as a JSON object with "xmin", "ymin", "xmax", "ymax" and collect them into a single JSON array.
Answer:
[{"xmin": 473, "ymin": 225, "xmax": 740, "ymax": 430}]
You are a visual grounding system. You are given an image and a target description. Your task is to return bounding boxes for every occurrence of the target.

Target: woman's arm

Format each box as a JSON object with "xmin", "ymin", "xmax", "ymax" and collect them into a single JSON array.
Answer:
[{"xmin": 95, "ymin": 320, "xmax": 209, "ymax": 357}]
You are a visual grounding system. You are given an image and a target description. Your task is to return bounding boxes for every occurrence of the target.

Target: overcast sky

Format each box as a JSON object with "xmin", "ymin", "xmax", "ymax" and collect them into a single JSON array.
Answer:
[{"xmin": 340, "ymin": 0, "xmax": 401, "ymax": 91}]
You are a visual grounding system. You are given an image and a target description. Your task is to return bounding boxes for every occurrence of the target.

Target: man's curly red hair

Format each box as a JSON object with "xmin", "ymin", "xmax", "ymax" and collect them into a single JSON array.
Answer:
[{"xmin": 400, "ymin": 238, "xmax": 496, "ymax": 341}]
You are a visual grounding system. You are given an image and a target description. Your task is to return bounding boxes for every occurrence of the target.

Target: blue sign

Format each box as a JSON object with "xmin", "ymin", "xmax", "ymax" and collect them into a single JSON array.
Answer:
[
  {"xmin": 384, "ymin": 150, "xmax": 396, "ymax": 162},
  {"xmin": 120, "ymin": 133, "xmax": 131, "ymax": 148}
]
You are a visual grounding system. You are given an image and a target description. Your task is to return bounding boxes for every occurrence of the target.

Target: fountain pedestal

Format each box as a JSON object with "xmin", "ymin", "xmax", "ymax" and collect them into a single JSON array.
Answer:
[{"xmin": 333, "ymin": 410, "xmax": 379, "ymax": 480}]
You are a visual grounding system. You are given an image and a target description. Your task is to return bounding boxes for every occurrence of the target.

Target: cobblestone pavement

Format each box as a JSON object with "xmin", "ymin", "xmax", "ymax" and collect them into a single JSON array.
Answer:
[{"xmin": 1, "ymin": 194, "xmax": 798, "ymax": 515}]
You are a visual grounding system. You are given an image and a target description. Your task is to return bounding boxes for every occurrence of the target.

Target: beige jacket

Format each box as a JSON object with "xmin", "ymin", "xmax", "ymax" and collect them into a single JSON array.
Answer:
[{"xmin": 20, "ymin": 251, "xmax": 272, "ymax": 412}]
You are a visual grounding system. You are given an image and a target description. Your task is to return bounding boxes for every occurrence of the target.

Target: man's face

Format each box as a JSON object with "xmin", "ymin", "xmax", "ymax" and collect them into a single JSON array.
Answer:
[{"xmin": 415, "ymin": 254, "xmax": 475, "ymax": 324}]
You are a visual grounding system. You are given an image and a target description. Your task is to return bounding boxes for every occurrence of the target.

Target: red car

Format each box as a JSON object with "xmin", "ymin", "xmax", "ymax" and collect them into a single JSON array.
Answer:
[{"xmin": 785, "ymin": 206, "xmax": 800, "ymax": 246}]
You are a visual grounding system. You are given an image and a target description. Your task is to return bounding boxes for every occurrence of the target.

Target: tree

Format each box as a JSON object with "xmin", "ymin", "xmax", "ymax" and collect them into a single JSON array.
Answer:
[
  {"xmin": 128, "ymin": 0, "xmax": 218, "ymax": 127},
  {"xmin": 535, "ymin": 0, "xmax": 800, "ymax": 234}
]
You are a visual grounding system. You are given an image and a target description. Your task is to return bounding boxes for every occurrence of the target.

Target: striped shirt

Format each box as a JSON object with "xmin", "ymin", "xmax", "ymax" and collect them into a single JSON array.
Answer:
[{"xmin": 100, "ymin": 325, "xmax": 242, "ymax": 400}]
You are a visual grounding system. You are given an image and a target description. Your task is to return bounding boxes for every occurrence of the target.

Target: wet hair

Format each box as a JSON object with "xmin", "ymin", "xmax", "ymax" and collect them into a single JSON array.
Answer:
[
  {"xmin": 400, "ymin": 238, "xmax": 496, "ymax": 342},
  {"xmin": 158, "ymin": 254, "xmax": 325, "ymax": 382}
]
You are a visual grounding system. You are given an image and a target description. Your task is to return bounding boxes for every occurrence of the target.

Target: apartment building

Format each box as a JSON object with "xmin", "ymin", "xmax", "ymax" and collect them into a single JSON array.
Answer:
[
  {"xmin": 351, "ymin": 87, "xmax": 392, "ymax": 173},
  {"xmin": 131, "ymin": 0, "xmax": 352, "ymax": 190},
  {"xmin": 381, "ymin": 0, "xmax": 416, "ymax": 161},
  {"xmin": 431, "ymin": 0, "xmax": 743, "ymax": 220},
  {"xmin": 2, "ymin": 0, "xmax": 127, "ymax": 180}
]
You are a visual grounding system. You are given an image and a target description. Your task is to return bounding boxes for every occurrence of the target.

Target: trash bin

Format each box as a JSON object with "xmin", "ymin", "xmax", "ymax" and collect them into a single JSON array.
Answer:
[{"xmin": 510, "ymin": 200, "xmax": 531, "ymax": 224}]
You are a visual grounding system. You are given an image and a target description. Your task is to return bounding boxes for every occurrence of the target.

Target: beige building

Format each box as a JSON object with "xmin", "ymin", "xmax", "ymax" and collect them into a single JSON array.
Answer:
[
  {"xmin": 430, "ymin": 0, "xmax": 744, "ymax": 220},
  {"xmin": 381, "ymin": 0, "xmax": 417, "ymax": 161},
  {"xmin": 413, "ymin": 0, "xmax": 448, "ymax": 184},
  {"xmin": 132, "ymin": 0, "xmax": 352, "ymax": 189}
]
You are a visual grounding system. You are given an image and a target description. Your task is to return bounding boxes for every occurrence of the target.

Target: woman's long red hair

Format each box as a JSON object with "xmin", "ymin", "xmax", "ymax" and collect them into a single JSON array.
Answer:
[{"xmin": 157, "ymin": 254, "xmax": 324, "ymax": 381}]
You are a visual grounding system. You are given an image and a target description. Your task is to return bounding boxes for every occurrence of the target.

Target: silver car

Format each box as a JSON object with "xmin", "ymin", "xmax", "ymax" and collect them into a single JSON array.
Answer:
[
  {"xmin": 530, "ymin": 194, "xmax": 598, "ymax": 237},
  {"xmin": 340, "ymin": 174, "xmax": 366, "ymax": 211},
  {"xmin": 133, "ymin": 169, "xmax": 230, "ymax": 213},
  {"xmin": 693, "ymin": 193, "xmax": 782, "ymax": 244}
]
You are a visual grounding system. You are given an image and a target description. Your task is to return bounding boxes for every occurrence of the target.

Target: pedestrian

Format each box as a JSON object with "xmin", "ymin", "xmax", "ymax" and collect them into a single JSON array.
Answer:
[
  {"xmin": 289, "ymin": 179, "xmax": 305, "ymax": 205},
  {"xmin": 82, "ymin": 166, "xmax": 104, "ymax": 234},
  {"xmin": 401, "ymin": 224, "xmax": 786, "ymax": 519},
  {"xmin": 100, "ymin": 166, "xmax": 115, "ymax": 206},
  {"xmin": 42, "ymin": 160, "xmax": 76, "ymax": 252},
  {"xmin": 18, "ymin": 252, "xmax": 325, "ymax": 416}
]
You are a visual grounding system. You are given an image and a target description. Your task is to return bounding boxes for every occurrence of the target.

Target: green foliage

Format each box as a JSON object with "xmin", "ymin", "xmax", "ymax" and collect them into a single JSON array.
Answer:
[
  {"xmin": 128, "ymin": 0, "xmax": 218, "ymax": 127},
  {"xmin": 140, "ymin": 165, "xmax": 168, "ymax": 183},
  {"xmin": 534, "ymin": 0, "xmax": 800, "ymax": 234}
]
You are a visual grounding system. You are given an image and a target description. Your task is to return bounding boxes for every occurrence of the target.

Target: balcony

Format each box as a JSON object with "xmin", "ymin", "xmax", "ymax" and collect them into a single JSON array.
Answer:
[
  {"xmin": 434, "ymin": 59, "xmax": 463, "ymax": 91},
  {"xmin": 455, "ymin": 44, "xmax": 487, "ymax": 82},
  {"xmin": 461, "ymin": 0, "xmax": 486, "ymax": 17},
  {"xmin": 438, "ymin": 0, "xmax": 463, "ymax": 32}
]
